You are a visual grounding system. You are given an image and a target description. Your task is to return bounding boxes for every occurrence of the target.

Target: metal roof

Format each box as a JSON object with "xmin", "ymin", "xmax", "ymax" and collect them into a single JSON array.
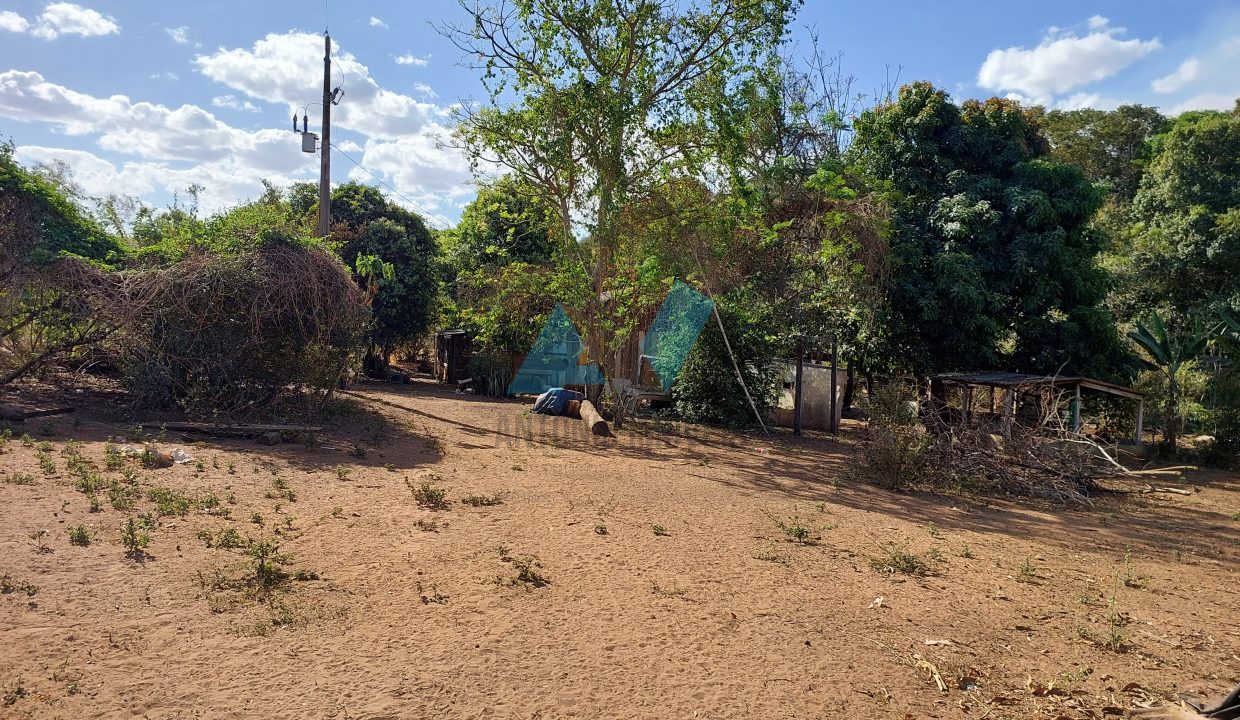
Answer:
[{"xmin": 930, "ymin": 371, "xmax": 1145, "ymax": 401}]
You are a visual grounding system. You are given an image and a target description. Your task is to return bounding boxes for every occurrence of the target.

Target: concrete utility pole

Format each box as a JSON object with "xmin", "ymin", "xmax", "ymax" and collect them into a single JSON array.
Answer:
[{"xmin": 317, "ymin": 32, "xmax": 332, "ymax": 237}]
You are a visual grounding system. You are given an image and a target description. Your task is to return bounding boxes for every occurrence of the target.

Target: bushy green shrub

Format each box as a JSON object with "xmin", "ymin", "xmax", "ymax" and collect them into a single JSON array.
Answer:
[{"xmin": 672, "ymin": 294, "xmax": 780, "ymax": 427}]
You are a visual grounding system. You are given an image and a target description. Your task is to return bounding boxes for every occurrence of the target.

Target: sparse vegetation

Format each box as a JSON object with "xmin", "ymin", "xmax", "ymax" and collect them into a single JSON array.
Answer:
[
  {"xmin": 462, "ymin": 493, "xmax": 503, "ymax": 507},
  {"xmin": 67, "ymin": 525, "xmax": 92, "ymax": 546},
  {"xmin": 120, "ymin": 517, "xmax": 151, "ymax": 555},
  {"xmin": 652, "ymin": 524, "xmax": 669, "ymax": 537},
  {"xmin": 408, "ymin": 478, "xmax": 449, "ymax": 510},
  {"xmin": 869, "ymin": 543, "xmax": 932, "ymax": 576}
]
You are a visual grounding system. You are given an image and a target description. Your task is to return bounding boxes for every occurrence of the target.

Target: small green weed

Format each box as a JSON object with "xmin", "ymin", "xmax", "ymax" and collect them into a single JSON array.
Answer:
[
  {"xmin": 462, "ymin": 493, "xmax": 503, "ymax": 507},
  {"xmin": 408, "ymin": 479, "xmax": 449, "ymax": 510},
  {"xmin": 67, "ymin": 525, "xmax": 92, "ymax": 546}
]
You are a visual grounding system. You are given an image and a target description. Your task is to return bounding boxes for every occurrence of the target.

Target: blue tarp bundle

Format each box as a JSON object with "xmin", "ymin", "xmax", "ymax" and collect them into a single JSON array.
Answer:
[{"xmin": 531, "ymin": 387, "xmax": 584, "ymax": 416}]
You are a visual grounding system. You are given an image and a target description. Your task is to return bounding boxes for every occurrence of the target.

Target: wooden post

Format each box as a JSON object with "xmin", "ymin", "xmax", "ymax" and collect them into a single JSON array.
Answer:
[
  {"xmin": 830, "ymin": 340, "xmax": 839, "ymax": 434},
  {"xmin": 1134, "ymin": 400, "xmax": 1144, "ymax": 446},
  {"xmin": 1071, "ymin": 384, "xmax": 1082, "ymax": 433},
  {"xmin": 962, "ymin": 386, "xmax": 973, "ymax": 427},
  {"xmin": 793, "ymin": 341, "xmax": 804, "ymax": 436},
  {"xmin": 1002, "ymin": 388, "xmax": 1014, "ymax": 438}
]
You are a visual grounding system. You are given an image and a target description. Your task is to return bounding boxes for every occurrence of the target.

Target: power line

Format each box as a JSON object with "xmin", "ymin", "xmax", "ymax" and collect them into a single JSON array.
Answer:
[{"xmin": 330, "ymin": 143, "xmax": 452, "ymax": 230}]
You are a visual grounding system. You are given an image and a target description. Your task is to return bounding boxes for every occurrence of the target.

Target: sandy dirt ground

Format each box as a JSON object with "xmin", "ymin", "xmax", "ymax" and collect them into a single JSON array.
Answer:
[{"xmin": 0, "ymin": 378, "xmax": 1237, "ymax": 719}]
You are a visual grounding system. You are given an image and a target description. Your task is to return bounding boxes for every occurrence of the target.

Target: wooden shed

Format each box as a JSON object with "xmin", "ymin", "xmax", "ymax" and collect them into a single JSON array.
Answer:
[{"xmin": 928, "ymin": 372, "xmax": 1147, "ymax": 444}]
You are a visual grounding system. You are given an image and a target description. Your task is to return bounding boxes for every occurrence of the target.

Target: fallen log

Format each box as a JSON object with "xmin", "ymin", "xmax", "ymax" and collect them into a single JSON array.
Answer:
[
  {"xmin": 139, "ymin": 422, "xmax": 322, "ymax": 438},
  {"xmin": 579, "ymin": 400, "xmax": 609, "ymax": 437},
  {"xmin": 0, "ymin": 404, "xmax": 75, "ymax": 422}
]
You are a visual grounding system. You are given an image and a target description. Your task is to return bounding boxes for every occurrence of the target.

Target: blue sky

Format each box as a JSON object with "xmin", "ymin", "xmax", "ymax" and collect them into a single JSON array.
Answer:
[{"xmin": 1, "ymin": 1, "xmax": 1238, "ymax": 226}]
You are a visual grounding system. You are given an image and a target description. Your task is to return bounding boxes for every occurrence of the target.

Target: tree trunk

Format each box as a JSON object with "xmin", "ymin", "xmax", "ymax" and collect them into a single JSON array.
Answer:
[
  {"xmin": 1164, "ymin": 372, "xmax": 1179, "ymax": 453},
  {"xmin": 841, "ymin": 360, "xmax": 856, "ymax": 412}
]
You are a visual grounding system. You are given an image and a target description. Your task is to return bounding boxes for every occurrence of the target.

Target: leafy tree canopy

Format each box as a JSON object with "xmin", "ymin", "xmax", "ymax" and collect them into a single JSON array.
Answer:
[{"xmin": 850, "ymin": 82, "xmax": 1128, "ymax": 379}]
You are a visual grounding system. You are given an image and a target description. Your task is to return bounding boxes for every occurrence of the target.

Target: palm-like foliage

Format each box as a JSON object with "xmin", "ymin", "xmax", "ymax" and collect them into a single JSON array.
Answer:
[{"xmin": 1128, "ymin": 312, "xmax": 1212, "ymax": 452}]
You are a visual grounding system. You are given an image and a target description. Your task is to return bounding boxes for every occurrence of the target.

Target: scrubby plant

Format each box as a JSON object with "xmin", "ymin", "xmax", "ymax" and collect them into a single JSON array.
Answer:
[
  {"xmin": 869, "ymin": 543, "xmax": 931, "ymax": 576},
  {"xmin": 408, "ymin": 479, "xmax": 449, "ymax": 510},
  {"xmin": 462, "ymin": 493, "xmax": 503, "ymax": 507},
  {"xmin": 67, "ymin": 525, "xmax": 92, "ymax": 546},
  {"xmin": 120, "ymin": 517, "xmax": 151, "ymax": 555}
]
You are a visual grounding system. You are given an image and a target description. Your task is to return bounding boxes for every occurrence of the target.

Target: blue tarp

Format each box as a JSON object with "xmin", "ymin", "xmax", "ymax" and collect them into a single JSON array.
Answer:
[{"xmin": 531, "ymin": 388, "xmax": 585, "ymax": 416}]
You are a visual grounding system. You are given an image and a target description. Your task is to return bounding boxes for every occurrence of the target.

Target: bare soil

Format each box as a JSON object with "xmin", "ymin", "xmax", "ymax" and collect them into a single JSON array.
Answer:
[{"xmin": 0, "ymin": 379, "xmax": 1236, "ymax": 719}]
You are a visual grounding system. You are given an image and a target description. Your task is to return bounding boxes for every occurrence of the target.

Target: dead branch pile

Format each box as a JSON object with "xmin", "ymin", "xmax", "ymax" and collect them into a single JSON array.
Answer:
[
  {"xmin": 857, "ymin": 383, "xmax": 1183, "ymax": 505},
  {"xmin": 56, "ymin": 244, "xmax": 369, "ymax": 417}
]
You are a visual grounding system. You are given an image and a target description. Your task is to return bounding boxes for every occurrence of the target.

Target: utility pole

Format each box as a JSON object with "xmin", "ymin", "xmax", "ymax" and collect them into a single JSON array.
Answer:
[{"xmin": 317, "ymin": 32, "xmax": 332, "ymax": 237}]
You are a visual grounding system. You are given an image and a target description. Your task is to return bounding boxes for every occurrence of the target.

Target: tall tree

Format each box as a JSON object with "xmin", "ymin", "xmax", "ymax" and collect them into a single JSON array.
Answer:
[
  {"xmin": 444, "ymin": 0, "xmax": 797, "ymax": 414},
  {"xmin": 850, "ymin": 83, "xmax": 1127, "ymax": 378},
  {"xmin": 330, "ymin": 182, "xmax": 439, "ymax": 369},
  {"xmin": 1119, "ymin": 109, "xmax": 1240, "ymax": 329},
  {"xmin": 1039, "ymin": 105, "xmax": 1168, "ymax": 204}
]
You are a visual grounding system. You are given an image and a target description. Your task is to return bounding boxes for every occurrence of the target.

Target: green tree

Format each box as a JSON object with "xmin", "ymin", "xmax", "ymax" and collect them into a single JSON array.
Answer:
[
  {"xmin": 0, "ymin": 140, "xmax": 123, "ymax": 385},
  {"xmin": 1039, "ymin": 105, "xmax": 1168, "ymax": 203},
  {"xmin": 329, "ymin": 182, "xmax": 439, "ymax": 369},
  {"xmin": 1129, "ymin": 311, "xmax": 1212, "ymax": 453},
  {"xmin": 445, "ymin": 0, "xmax": 796, "ymax": 421},
  {"xmin": 849, "ymin": 83, "xmax": 1127, "ymax": 379},
  {"xmin": 1120, "ymin": 109, "xmax": 1240, "ymax": 328}
]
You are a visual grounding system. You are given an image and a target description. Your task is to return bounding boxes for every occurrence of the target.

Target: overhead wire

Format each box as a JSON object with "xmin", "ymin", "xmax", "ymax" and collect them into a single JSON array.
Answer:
[{"xmin": 330, "ymin": 143, "xmax": 452, "ymax": 230}]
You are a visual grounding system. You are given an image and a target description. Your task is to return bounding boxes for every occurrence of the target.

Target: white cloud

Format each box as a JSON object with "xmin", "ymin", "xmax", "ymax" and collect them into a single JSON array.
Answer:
[
  {"xmin": 412, "ymin": 82, "xmax": 437, "ymax": 98},
  {"xmin": 1151, "ymin": 58, "xmax": 1200, "ymax": 93},
  {"xmin": 369, "ymin": 16, "xmax": 387, "ymax": 28},
  {"xmin": 978, "ymin": 18, "xmax": 1160, "ymax": 103},
  {"xmin": 166, "ymin": 25, "xmax": 190, "ymax": 44},
  {"xmin": 1053, "ymin": 92, "xmax": 1126, "ymax": 111},
  {"xmin": 29, "ymin": 3, "xmax": 119, "ymax": 40},
  {"xmin": 0, "ymin": 10, "xmax": 30, "ymax": 33},
  {"xmin": 394, "ymin": 53, "xmax": 429, "ymax": 67},
  {"xmin": 349, "ymin": 132, "xmax": 471, "ymax": 222},
  {"xmin": 1, "ymin": 31, "xmax": 470, "ymax": 222},
  {"xmin": 14, "ymin": 144, "xmax": 312, "ymax": 214},
  {"xmin": 149, "ymin": 71, "xmax": 179, "ymax": 81},
  {"xmin": 212, "ymin": 94, "xmax": 260, "ymax": 112},
  {"xmin": 1168, "ymin": 92, "xmax": 1239, "ymax": 115},
  {"xmin": 196, "ymin": 32, "xmax": 448, "ymax": 140},
  {"xmin": 0, "ymin": 70, "xmax": 301, "ymax": 173}
]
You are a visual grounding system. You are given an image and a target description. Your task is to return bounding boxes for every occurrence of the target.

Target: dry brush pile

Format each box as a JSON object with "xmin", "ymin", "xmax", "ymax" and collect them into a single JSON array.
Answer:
[
  {"xmin": 52, "ymin": 243, "xmax": 369, "ymax": 417},
  {"xmin": 856, "ymin": 383, "xmax": 1184, "ymax": 504}
]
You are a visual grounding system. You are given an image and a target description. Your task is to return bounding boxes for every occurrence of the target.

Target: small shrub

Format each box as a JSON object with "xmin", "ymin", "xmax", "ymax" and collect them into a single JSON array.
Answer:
[
  {"xmin": 3, "ymin": 473, "xmax": 36, "ymax": 486},
  {"xmin": 869, "ymin": 543, "xmax": 930, "ymax": 576},
  {"xmin": 408, "ymin": 479, "xmax": 449, "ymax": 510},
  {"xmin": 350, "ymin": 446, "xmax": 366, "ymax": 459},
  {"xmin": 248, "ymin": 539, "xmax": 289, "ymax": 591},
  {"xmin": 36, "ymin": 451, "xmax": 57, "ymax": 476},
  {"xmin": 462, "ymin": 493, "xmax": 503, "ymax": 507},
  {"xmin": 415, "ymin": 518, "xmax": 440, "ymax": 532},
  {"xmin": 331, "ymin": 506, "xmax": 344, "ymax": 518},
  {"xmin": 509, "ymin": 556, "xmax": 549, "ymax": 587},
  {"xmin": 67, "ymin": 525, "xmax": 92, "ymax": 546},
  {"xmin": 28, "ymin": 530, "xmax": 51, "ymax": 554},
  {"xmin": 1017, "ymin": 557, "xmax": 1038, "ymax": 582},
  {"xmin": 652, "ymin": 524, "xmax": 669, "ymax": 537},
  {"xmin": 103, "ymin": 443, "xmax": 124, "ymax": 470},
  {"xmin": 120, "ymin": 517, "xmax": 151, "ymax": 555},
  {"xmin": 0, "ymin": 574, "xmax": 38, "ymax": 596},
  {"xmin": 251, "ymin": 512, "xmax": 265, "ymax": 525},
  {"xmin": 211, "ymin": 528, "xmax": 247, "ymax": 550},
  {"xmin": 956, "ymin": 545, "xmax": 974, "ymax": 559},
  {"xmin": 334, "ymin": 465, "xmax": 351, "ymax": 481},
  {"xmin": 147, "ymin": 487, "xmax": 191, "ymax": 516}
]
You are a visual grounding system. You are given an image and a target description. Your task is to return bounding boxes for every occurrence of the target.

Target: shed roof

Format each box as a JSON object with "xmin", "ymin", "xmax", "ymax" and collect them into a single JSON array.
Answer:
[{"xmin": 930, "ymin": 372, "xmax": 1145, "ymax": 401}]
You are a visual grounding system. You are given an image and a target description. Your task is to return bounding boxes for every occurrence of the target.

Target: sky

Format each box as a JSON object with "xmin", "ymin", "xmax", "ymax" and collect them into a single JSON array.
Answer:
[{"xmin": 1, "ymin": 1, "xmax": 1238, "ymax": 227}]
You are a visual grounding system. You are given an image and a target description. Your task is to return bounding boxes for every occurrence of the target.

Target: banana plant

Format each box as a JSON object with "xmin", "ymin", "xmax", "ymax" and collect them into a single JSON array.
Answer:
[
  {"xmin": 1217, "ymin": 309, "xmax": 1240, "ymax": 358},
  {"xmin": 1128, "ymin": 312, "xmax": 1212, "ymax": 453}
]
